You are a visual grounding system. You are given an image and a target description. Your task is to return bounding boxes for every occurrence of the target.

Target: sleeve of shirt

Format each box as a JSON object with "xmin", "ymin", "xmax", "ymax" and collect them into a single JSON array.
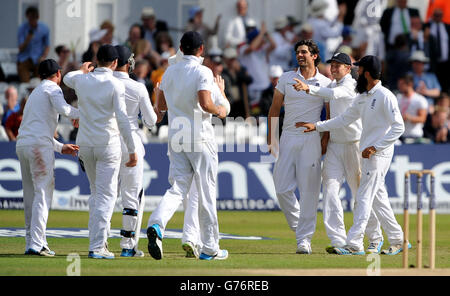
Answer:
[
  {"xmin": 430, "ymin": 74, "xmax": 441, "ymax": 91},
  {"xmin": 373, "ymin": 93, "xmax": 405, "ymax": 151},
  {"xmin": 138, "ymin": 84, "xmax": 157, "ymax": 129},
  {"xmin": 308, "ymin": 83, "xmax": 355, "ymax": 102},
  {"xmin": 17, "ymin": 25, "xmax": 26, "ymax": 46},
  {"xmin": 53, "ymin": 138, "xmax": 63, "ymax": 153},
  {"xmin": 63, "ymin": 70, "xmax": 83, "ymax": 89},
  {"xmin": 197, "ymin": 68, "xmax": 214, "ymax": 92},
  {"xmin": 42, "ymin": 25, "xmax": 50, "ymax": 47},
  {"xmin": 316, "ymin": 98, "xmax": 361, "ymax": 131},
  {"xmin": 113, "ymin": 81, "xmax": 136, "ymax": 154},
  {"xmin": 275, "ymin": 73, "xmax": 287, "ymax": 95},
  {"xmin": 47, "ymin": 85, "xmax": 80, "ymax": 119}
]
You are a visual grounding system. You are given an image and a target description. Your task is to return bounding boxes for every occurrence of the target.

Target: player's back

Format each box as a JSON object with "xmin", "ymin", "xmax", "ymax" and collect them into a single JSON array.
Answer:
[
  {"xmin": 161, "ymin": 55, "xmax": 215, "ymax": 143},
  {"xmin": 73, "ymin": 68, "xmax": 125, "ymax": 147}
]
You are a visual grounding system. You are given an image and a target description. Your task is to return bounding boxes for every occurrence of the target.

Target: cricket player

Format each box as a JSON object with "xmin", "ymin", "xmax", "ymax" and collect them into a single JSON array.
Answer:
[
  {"xmin": 146, "ymin": 31, "xmax": 228, "ymax": 261},
  {"xmin": 267, "ymin": 39, "xmax": 331, "ymax": 254},
  {"xmin": 113, "ymin": 45, "xmax": 157, "ymax": 257},
  {"xmin": 297, "ymin": 55, "xmax": 407, "ymax": 255},
  {"xmin": 292, "ymin": 52, "xmax": 384, "ymax": 254},
  {"xmin": 166, "ymin": 49, "xmax": 231, "ymax": 258},
  {"xmin": 64, "ymin": 45, "xmax": 137, "ymax": 259},
  {"xmin": 16, "ymin": 59, "xmax": 80, "ymax": 256}
]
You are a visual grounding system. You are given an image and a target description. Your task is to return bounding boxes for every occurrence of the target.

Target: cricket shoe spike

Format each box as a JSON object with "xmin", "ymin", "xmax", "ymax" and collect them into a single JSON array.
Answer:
[{"xmin": 147, "ymin": 224, "xmax": 163, "ymax": 260}]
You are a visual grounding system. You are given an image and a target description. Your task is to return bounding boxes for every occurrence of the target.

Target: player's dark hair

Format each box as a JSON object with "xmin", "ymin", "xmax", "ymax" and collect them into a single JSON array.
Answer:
[{"xmin": 294, "ymin": 39, "xmax": 321, "ymax": 66}]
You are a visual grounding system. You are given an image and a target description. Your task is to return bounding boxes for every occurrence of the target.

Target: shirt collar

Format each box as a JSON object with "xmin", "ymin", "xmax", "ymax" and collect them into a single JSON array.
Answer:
[
  {"xmin": 94, "ymin": 67, "xmax": 113, "ymax": 74},
  {"xmin": 336, "ymin": 73, "xmax": 352, "ymax": 84},
  {"xmin": 113, "ymin": 71, "xmax": 129, "ymax": 79},
  {"xmin": 296, "ymin": 67, "xmax": 321, "ymax": 81},
  {"xmin": 367, "ymin": 81, "xmax": 382, "ymax": 95},
  {"xmin": 183, "ymin": 55, "xmax": 204, "ymax": 65},
  {"xmin": 42, "ymin": 79, "xmax": 57, "ymax": 87}
]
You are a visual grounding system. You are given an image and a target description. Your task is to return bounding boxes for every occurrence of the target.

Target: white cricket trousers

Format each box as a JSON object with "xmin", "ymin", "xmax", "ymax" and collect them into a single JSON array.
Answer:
[
  {"xmin": 17, "ymin": 145, "xmax": 54, "ymax": 252},
  {"xmin": 182, "ymin": 182, "xmax": 202, "ymax": 248},
  {"xmin": 148, "ymin": 141, "xmax": 220, "ymax": 256},
  {"xmin": 119, "ymin": 138, "xmax": 145, "ymax": 249},
  {"xmin": 346, "ymin": 152, "xmax": 403, "ymax": 250},
  {"xmin": 322, "ymin": 141, "xmax": 382, "ymax": 247},
  {"xmin": 80, "ymin": 145, "xmax": 121, "ymax": 252},
  {"xmin": 272, "ymin": 132, "xmax": 322, "ymax": 246}
]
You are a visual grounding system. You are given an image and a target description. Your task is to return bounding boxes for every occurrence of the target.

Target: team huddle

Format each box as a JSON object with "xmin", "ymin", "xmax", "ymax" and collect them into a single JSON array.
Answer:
[{"xmin": 16, "ymin": 31, "xmax": 408, "ymax": 260}]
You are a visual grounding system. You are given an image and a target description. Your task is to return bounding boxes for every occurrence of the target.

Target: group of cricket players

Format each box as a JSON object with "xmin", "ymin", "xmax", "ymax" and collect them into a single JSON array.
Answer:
[{"xmin": 16, "ymin": 29, "xmax": 409, "ymax": 261}]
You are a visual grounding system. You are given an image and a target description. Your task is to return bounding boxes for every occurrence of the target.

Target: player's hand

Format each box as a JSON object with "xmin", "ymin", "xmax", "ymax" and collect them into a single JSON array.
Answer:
[
  {"xmin": 216, "ymin": 106, "xmax": 227, "ymax": 119},
  {"xmin": 362, "ymin": 146, "xmax": 377, "ymax": 159},
  {"xmin": 80, "ymin": 62, "xmax": 95, "ymax": 74},
  {"xmin": 125, "ymin": 153, "xmax": 138, "ymax": 167},
  {"xmin": 293, "ymin": 78, "xmax": 309, "ymax": 92},
  {"xmin": 72, "ymin": 119, "xmax": 79, "ymax": 128},
  {"xmin": 214, "ymin": 75, "xmax": 225, "ymax": 93},
  {"xmin": 295, "ymin": 122, "xmax": 316, "ymax": 132},
  {"xmin": 61, "ymin": 144, "xmax": 79, "ymax": 157}
]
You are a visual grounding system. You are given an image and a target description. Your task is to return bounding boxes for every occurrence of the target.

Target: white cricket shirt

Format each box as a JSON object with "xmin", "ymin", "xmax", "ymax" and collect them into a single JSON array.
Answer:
[
  {"xmin": 63, "ymin": 68, "xmax": 135, "ymax": 153},
  {"xmin": 308, "ymin": 73, "xmax": 362, "ymax": 143},
  {"xmin": 17, "ymin": 79, "xmax": 79, "ymax": 152},
  {"xmin": 275, "ymin": 68, "xmax": 331, "ymax": 135},
  {"xmin": 317, "ymin": 81, "xmax": 405, "ymax": 157},
  {"xmin": 160, "ymin": 55, "xmax": 216, "ymax": 144}
]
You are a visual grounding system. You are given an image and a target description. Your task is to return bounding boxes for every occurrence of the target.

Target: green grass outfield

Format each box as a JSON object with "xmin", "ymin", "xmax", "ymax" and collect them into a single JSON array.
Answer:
[{"xmin": 0, "ymin": 210, "xmax": 449, "ymax": 276}]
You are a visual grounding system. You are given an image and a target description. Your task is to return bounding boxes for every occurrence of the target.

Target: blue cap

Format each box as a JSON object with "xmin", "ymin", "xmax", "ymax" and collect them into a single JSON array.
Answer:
[
  {"xmin": 326, "ymin": 52, "xmax": 352, "ymax": 65},
  {"xmin": 189, "ymin": 6, "xmax": 203, "ymax": 20}
]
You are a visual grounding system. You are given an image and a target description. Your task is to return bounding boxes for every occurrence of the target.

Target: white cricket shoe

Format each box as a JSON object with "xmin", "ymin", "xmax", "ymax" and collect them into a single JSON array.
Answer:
[
  {"xmin": 88, "ymin": 247, "xmax": 115, "ymax": 259},
  {"xmin": 296, "ymin": 243, "xmax": 312, "ymax": 254}
]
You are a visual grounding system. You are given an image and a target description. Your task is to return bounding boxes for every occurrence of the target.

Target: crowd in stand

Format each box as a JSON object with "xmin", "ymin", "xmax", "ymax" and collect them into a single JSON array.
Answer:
[{"xmin": 0, "ymin": 0, "xmax": 449, "ymax": 144}]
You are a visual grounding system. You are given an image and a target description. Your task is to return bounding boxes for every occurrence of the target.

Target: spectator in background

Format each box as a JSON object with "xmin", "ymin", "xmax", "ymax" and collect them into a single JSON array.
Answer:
[
  {"xmin": 55, "ymin": 45, "xmax": 77, "ymax": 76},
  {"xmin": 385, "ymin": 34, "xmax": 411, "ymax": 91},
  {"xmin": 423, "ymin": 107, "xmax": 449, "ymax": 143},
  {"xmin": 5, "ymin": 98, "xmax": 27, "ymax": 141},
  {"xmin": 308, "ymin": 0, "xmax": 346, "ymax": 61},
  {"xmin": 238, "ymin": 20, "xmax": 276, "ymax": 115},
  {"xmin": 225, "ymin": 0, "xmax": 251, "ymax": 48},
  {"xmin": 426, "ymin": 0, "xmax": 450, "ymax": 24},
  {"xmin": 185, "ymin": 6, "xmax": 221, "ymax": 51},
  {"xmin": 269, "ymin": 17, "xmax": 296, "ymax": 71},
  {"xmin": 141, "ymin": 7, "xmax": 168, "ymax": 51},
  {"xmin": 125, "ymin": 24, "xmax": 161, "ymax": 68},
  {"xmin": 207, "ymin": 48, "xmax": 224, "ymax": 77},
  {"xmin": 409, "ymin": 50, "xmax": 441, "ymax": 105},
  {"xmin": 425, "ymin": 8, "xmax": 450, "ymax": 93},
  {"xmin": 2, "ymin": 87, "xmax": 20, "ymax": 126},
  {"xmin": 155, "ymin": 32, "xmax": 176, "ymax": 56},
  {"xmin": 380, "ymin": 0, "xmax": 420, "ymax": 51},
  {"xmin": 100, "ymin": 21, "xmax": 119, "ymax": 46},
  {"xmin": 222, "ymin": 47, "xmax": 253, "ymax": 118},
  {"xmin": 82, "ymin": 29, "xmax": 107, "ymax": 63},
  {"xmin": 150, "ymin": 52, "xmax": 170, "ymax": 103},
  {"xmin": 430, "ymin": 92, "xmax": 450, "ymax": 115},
  {"xmin": 259, "ymin": 65, "xmax": 283, "ymax": 117},
  {"xmin": 397, "ymin": 74, "xmax": 428, "ymax": 142},
  {"xmin": 409, "ymin": 16, "xmax": 438, "ymax": 73},
  {"xmin": 352, "ymin": 0, "xmax": 386, "ymax": 60},
  {"xmin": 133, "ymin": 59, "xmax": 152, "ymax": 100},
  {"xmin": 55, "ymin": 45, "xmax": 78, "ymax": 105},
  {"xmin": 17, "ymin": 6, "xmax": 50, "ymax": 82}
]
